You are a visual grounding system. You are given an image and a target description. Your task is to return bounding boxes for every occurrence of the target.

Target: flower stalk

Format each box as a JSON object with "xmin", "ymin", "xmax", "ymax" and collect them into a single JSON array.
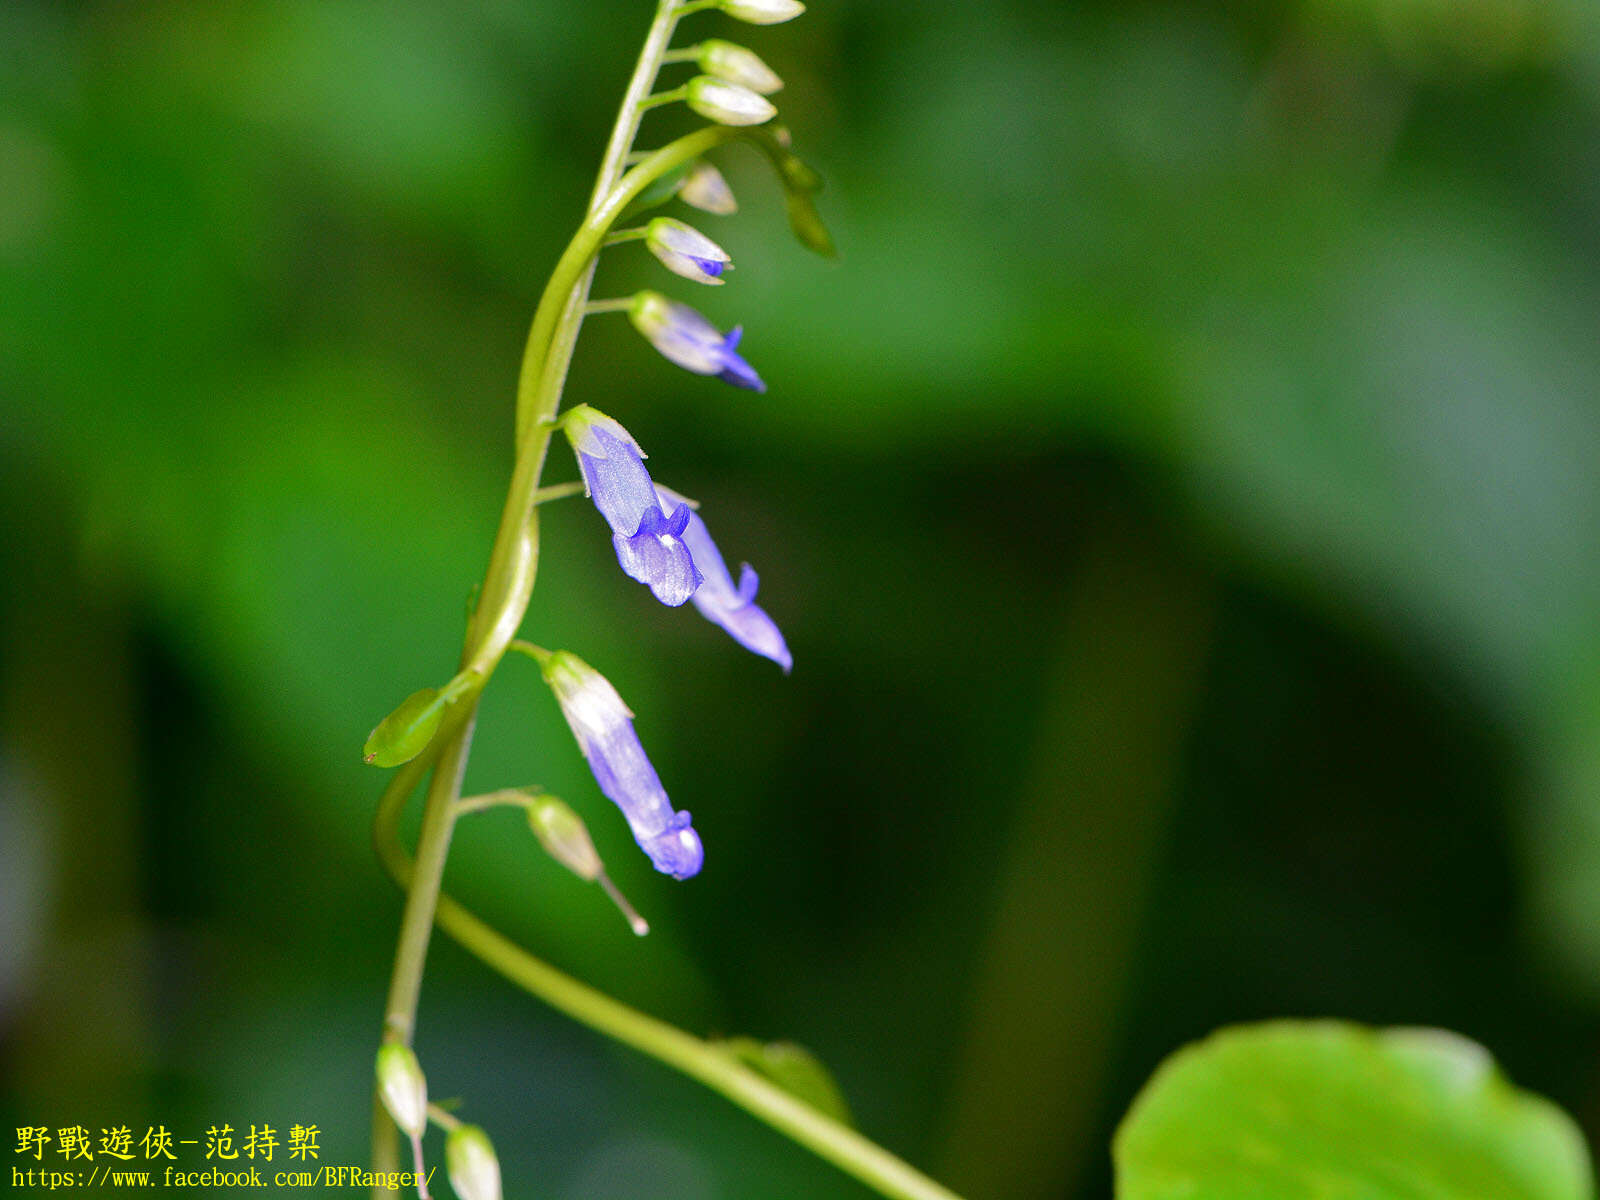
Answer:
[{"xmin": 366, "ymin": 4, "xmax": 957, "ymax": 1199}]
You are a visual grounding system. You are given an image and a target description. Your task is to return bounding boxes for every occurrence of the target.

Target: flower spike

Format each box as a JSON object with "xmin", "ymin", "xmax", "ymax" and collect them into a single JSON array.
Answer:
[
  {"xmin": 563, "ymin": 405, "xmax": 703, "ymax": 606},
  {"xmin": 645, "ymin": 217, "xmax": 733, "ymax": 285},
  {"xmin": 658, "ymin": 486, "xmax": 792, "ymax": 672},
  {"xmin": 540, "ymin": 650, "xmax": 704, "ymax": 879},
  {"xmin": 629, "ymin": 291, "xmax": 766, "ymax": 392}
]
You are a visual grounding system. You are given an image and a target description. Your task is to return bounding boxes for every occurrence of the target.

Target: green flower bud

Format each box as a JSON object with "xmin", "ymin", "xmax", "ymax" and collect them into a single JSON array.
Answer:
[
  {"xmin": 697, "ymin": 40, "xmax": 784, "ymax": 94},
  {"xmin": 445, "ymin": 1125, "xmax": 502, "ymax": 1200},
  {"xmin": 685, "ymin": 75, "xmax": 777, "ymax": 127},
  {"xmin": 375, "ymin": 1044, "xmax": 428, "ymax": 1139},
  {"xmin": 363, "ymin": 688, "xmax": 445, "ymax": 767},
  {"xmin": 527, "ymin": 795, "xmax": 603, "ymax": 882},
  {"xmin": 785, "ymin": 191, "xmax": 836, "ymax": 257},
  {"xmin": 679, "ymin": 161, "xmax": 738, "ymax": 215},
  {"xmin": 718, "ymin": 0, "xmax": 806, "ymax": 24}
]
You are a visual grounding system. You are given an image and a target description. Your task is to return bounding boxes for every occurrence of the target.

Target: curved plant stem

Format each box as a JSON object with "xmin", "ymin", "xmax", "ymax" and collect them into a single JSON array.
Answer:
[{"xmin": 373, "ymin": 772, "xmax": 965, "ymax": 1200}]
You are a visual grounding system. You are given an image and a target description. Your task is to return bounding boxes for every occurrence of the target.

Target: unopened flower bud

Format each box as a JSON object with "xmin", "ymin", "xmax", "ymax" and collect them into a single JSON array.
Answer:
[
  {"xmin": 685, "ymin": 75, "xmax": 776, "ymax": 127},
  {"xmin": 527, "ymin": 793, "xmax": 651, "ymax": 935},
  {"xmin": 364, "ymin": 689, "xmax": 445, "ymax": 768},
  {"xmin": 645, "ymin": 217, "xmax": 733, "ymax": 285},
  {"xmin": 718, "ymin": 0, "xmax": 806, "ymax": 24},
  {"xmin": 375, "ymin": 1044, "xmax": 428, "ymax": 1139},
  {"xmin": 679, "ymin": 161, "xmax": 738, "ymax": 215},
  {"xmin": 527, "ymin": 795, "xmax": 603, "ymax": 882},
  {"xmin": 445, "ymin": 1125, "xmax": 502, "ymax": 1200},
  {"xmin": 697, "ymin": 40, "xmax": 784, "ymax": 94}
]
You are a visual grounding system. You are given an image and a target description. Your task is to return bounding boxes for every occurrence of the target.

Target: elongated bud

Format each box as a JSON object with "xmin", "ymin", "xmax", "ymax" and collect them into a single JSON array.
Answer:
[
  {"xmin": 645, "ymin": 217, "xmax": 733, "ymax": 285},
  {"xmin": 527, "ymin": 795, "xmax": 603, "ymax": 882},
  {"xmin": 686, "ymin": 76, "xmax": 777, "ymax": 127},
  {"xmin": 375, "ymin": 1044, "xmax": 428, "ymax": 1139},
  {"xmin": 718, "ymin": 0, "xmax": 806, "ymax": 24},
  {"xmin": 445, "ymin": 1126, "xmax": 502, "ymax": 1200},
  {"xmin": 679, "ymin": 161, "xmax": 738, "ymax": 215},
  {"xmin": 542, "ymin": 650, "xmax": 704, "ymax": 881},
  {"xmin": 698, "ymin": 40, "xmax": 783, "ymax": 94},
  {"xmin": 364, "ymin": 688, "xmax": 445, "ymax": 767},
  {"xmin": 629, "ymin": 291, "xmax": 765, "ymax": 391}
]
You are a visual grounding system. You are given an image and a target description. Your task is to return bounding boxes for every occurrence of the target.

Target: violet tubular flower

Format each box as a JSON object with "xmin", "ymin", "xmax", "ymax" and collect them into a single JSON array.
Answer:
[
  {"xmin": 628, "ymin": 291, "xmax": 766, "ymax": 392},
  {"xmin": 563, "ymin": 406, "xmax": 702, "ymax": 607},
  {"xmin": 541, "ymin": 651, "xmax": 704, "ymax": 879},
  {"xmin": 657, "ymin": 486, "xmax": 792, "ymax": 672}
]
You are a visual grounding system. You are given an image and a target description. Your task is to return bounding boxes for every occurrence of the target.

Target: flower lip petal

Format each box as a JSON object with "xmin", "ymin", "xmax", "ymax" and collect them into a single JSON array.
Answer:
[{"xmin": 656, "ymin": 486, "xmax": 791, "ymax": 670}]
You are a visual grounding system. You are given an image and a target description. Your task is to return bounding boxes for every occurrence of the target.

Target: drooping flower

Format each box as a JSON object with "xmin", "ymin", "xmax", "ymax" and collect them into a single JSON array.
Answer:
[
  {"xmin": 645, "ymin": 217, "xmax": 732, "ymax": 285},
  {"xmin": 541, "ymin": 650, "xmax": 704, "ymax": 879},
  {"xmin": 697, "ymin": 40, "xmax": 784, "ymax": 95},
  {"xmin": 563, "ymin": 405, "xmax": 702, "ymax": 606},
  {"xmin": 679, "ymin": 160, "xmax": 738, "ymax": 215},
  {"xmin": 685, "ymin": 75, "xmax": 778, "ymax": 127},
  {"xmin": 628, "ymin": 291, "xmax": 766, "ymax": 392},
  {"xmin": 658, "ymin": 485, "xmax": 791, "ymax": 672}
]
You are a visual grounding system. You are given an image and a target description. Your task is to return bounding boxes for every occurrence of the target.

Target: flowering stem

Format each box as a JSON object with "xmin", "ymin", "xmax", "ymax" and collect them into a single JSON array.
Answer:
[
  {"xmin": 372, "ymin": 777, "xmax": 967, "ymax": 1200},
  {"xmin": 371, "ymin": 1, "xmax": 695, "ymax": 1187},
  {"xmin": 583, "ymin": 297, "xmax": 634, "ymax": 315}
]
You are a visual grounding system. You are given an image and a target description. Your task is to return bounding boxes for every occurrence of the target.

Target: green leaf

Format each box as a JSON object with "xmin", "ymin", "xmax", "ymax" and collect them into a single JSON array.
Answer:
[
  {"xmin": 1114, "ymin": 1021, "xmax": 1594, "ymax": 1200},
  {"xmin": 718, "ymin": 1037, "xmax": 853, "ymax": 1127},
  {"xmin": 363, "ymin": 687, "xmax": 445, "ymax": 767}
]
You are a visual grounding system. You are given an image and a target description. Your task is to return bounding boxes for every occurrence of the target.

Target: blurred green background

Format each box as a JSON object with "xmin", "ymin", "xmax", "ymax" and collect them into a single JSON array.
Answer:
[{"xmin": 3, "ymin": 0, "xmax": 1600, "ymax": 1196}]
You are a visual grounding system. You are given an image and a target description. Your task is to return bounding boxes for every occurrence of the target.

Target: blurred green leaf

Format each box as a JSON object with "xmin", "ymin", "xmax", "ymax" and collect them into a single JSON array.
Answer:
[
  {"xmin": 717, "ymin": 1037, "xmax": 854, "ymax": 1126},
  {"xmin": 1114, "ymin": 1021, "xmax": 1594, "ymax": 1200}
]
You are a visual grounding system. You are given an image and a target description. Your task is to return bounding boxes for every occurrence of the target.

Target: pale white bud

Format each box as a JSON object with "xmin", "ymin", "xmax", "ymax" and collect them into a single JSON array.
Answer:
[
  {"xmin": 698, "ymin": 40, "xmax": 784, "ymax": 94},
  {"xmin": 445, "ymin": 1126, "xmax": 502, "ymax": 1200},
  {"xmin": 685, "ymin": 76, "xmax": 777, "ymax": 127},
  {"xmin": 718, "ymin": 0, "xmax": 806, "ymax": 24},
  {"xmin": 679, "ymin": 161, "xmax": 738, "ymax": 215},
  {"xmin": 375, "ymin": 1044, "xmax": 428, "ymax": 1139}
]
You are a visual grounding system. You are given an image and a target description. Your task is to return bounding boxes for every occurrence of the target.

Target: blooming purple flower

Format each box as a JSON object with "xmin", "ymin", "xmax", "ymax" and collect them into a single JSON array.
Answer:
[
  {"xmin": 563, "ymin": 406, "xmax": 702, "ymax": 607},
  {"xmin": 628, "ymin": 291, "xmax": 766, "ymax": 392},
  {"xmin": 657, "ymin": 486, "xmax": 792, "ymax": 672},
  {"xmin": 542, "ymin": 650, "xmax": 704, "ymax": 879}
]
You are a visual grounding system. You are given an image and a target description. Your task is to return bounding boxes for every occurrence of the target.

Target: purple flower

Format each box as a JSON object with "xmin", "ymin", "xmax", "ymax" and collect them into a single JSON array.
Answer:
[
  {"xmin": 542, "ymin": 651, "xmax": 703, "ymax": 879},
  {"xmin": 657, "ymin": 486, "xmax": 792, "ymax": 672},
  {"xmin": 563, "ymin": 406, "xmax": 702, "ymax": 607},
  {"xmin": 628, "ymin": 291, "xmax": 766, "ymax": 392}
]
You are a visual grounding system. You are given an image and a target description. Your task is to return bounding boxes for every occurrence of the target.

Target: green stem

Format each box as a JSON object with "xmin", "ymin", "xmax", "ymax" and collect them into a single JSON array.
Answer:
[
  {"xmin": 373, "ymin": 776, "xmax": 965, "ymax": 1200},
  {"xmin": 639, "ymin": 86, "xmax": 688, "ymax": 110},
  {"xmin": 532, "ymin": 480, "xmax": 586, "ymax": 506},
  {"xmin": 583, "ymin": 297, "xmax": 635, "ymax": 315},
  {"xmin": 452, "ymin": 788, "xmax": 543, "ymax": 818}
]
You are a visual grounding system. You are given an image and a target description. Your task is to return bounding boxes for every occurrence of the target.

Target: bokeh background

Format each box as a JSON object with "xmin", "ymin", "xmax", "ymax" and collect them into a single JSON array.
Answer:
[{"xmin": 4, "ymin": 0, "xmax": 1600, "ymax": 1196}]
